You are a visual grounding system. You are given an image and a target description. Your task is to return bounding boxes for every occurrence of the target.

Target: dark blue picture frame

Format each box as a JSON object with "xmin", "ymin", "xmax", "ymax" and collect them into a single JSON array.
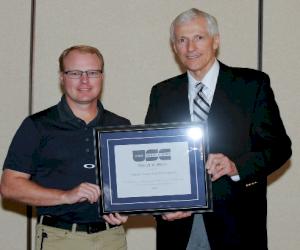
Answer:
[{"xmin": 95, "ymin": 122, "xmax": 212, "ymax": 215}]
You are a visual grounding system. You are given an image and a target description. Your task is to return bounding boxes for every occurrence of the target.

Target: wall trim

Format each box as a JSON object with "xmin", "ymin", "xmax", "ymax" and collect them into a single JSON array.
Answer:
[
  {"xmin": 258, "ymin": 0, "xmax": 264, "ymax": 71},
  {"xmin": 27, "ymin": 0, "xmax": 36, "ymax": 249}
]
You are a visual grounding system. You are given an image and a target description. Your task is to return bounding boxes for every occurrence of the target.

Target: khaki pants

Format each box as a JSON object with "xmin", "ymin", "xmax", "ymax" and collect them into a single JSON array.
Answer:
[{"xmin": 35, "ymin": 223, "xmax": 127, "ymax": 250}]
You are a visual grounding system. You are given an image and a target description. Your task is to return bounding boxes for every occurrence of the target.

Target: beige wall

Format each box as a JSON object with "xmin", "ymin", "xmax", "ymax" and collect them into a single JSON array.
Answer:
[
  {"xmin": 0, "ymin": 1, "xmax": 31, "ymax": 250},
  {"xmin": 264, "ymin": 1, "xmax": 300, "ymax": 249},
  {"xmin": 1, "ymin": 1, "xmax": 299, "ymax": 249}
]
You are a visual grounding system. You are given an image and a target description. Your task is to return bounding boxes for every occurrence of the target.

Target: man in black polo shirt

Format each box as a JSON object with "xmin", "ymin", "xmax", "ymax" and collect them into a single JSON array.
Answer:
[{"xmin": 1, "ymin": 45, "xmax": 130, "ymax": 250}]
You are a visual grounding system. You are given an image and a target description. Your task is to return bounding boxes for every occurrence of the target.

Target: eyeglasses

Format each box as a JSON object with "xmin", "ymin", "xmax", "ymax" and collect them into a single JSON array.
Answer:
[{"xmin": 64, "ymin": 70, "xmax": 103, "ymax": 79}]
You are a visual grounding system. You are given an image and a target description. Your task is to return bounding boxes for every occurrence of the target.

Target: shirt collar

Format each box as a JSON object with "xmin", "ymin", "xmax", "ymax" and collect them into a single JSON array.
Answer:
[
  {"xmin": 187, "ymin": 59, "xmax": 219, "ymax": 98},
  {"xmin": 58, "ymin": 95, "xmax": 104, "ymax": 126}
]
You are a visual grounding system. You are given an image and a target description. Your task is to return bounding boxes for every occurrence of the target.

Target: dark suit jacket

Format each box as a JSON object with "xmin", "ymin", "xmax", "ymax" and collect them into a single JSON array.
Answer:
[{"xmin": 145, "ymin": 62, "xmax": 292, "ymax": 250}]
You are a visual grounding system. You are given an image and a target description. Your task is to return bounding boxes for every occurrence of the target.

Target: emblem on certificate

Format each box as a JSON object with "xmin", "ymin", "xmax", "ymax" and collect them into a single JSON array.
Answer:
[{"xmin": 94, "ymin": 122, "xmax": 212, "ymax": 214}]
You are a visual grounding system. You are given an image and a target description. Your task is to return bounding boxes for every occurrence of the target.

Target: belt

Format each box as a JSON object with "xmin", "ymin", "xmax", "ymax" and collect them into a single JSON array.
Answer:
[{"xmin": 39, "ymin": 215, "xmax": 116, "ymax": 234}]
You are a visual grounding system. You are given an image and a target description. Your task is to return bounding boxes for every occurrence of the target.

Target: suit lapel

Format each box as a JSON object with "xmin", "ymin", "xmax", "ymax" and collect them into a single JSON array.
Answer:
[
  {"xmin": 208, "ymin": 62, "xmax": 232, "ymax": 123},
  {"xmin": 207, "ymin": 63, "xmax": 246, "ymax": 155},
  {"xmin": 174, "ymin": 74, "xmax": 191, "ymax": 122},
  {"xmin": 163, "ymin": 73, "xmax": 191, "ymax": 123}
]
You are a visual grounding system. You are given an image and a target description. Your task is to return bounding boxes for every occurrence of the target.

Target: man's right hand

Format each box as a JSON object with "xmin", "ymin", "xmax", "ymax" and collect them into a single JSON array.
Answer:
[
  {"xmin": 1, "ymin": 169, "xmax": 101, "ymax": 206},
  {"xmin": 62, "ymin": 182, "xmax": 100, "ymax": 204},
  {"xmin": 161, "ymin": 211, "xmax": 193, "ymax": 221}
]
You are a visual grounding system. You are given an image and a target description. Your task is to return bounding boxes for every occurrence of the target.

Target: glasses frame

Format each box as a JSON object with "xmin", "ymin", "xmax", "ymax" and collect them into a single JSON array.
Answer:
[{"xmin": 64, "ymin": 69, "xmax": 103, "ymax": 79}]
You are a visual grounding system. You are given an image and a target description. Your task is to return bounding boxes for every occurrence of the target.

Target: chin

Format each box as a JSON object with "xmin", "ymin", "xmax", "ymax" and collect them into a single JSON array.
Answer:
[{"xmin": 185, "ymin": 62, "xmax": 203, "ymax": 69}]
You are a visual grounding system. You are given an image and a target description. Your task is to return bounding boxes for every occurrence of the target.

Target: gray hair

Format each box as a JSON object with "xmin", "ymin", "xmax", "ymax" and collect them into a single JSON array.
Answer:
[{"xmin": 170, "ymin": 8, "xmax": 219, "ymax": 42}]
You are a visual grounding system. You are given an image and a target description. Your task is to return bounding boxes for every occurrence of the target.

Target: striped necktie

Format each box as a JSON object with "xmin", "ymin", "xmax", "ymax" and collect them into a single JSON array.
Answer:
[
  {"xmin": 193, "ymin": 82, "xmax": 210, "ymax": 121},
  {"xmin": 188, "ymin": 82, "xmax": 212, "ymax": 250}
]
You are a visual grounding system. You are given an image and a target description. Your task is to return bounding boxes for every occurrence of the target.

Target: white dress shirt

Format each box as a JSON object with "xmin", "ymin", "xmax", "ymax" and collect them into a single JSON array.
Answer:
[
  {"xmin": 188, "ymin": 59, "xmax": 219, "ymax": 119},
  {"xmin": 187, "ymin": 59, "xmax": 240, "ymax": 182}
]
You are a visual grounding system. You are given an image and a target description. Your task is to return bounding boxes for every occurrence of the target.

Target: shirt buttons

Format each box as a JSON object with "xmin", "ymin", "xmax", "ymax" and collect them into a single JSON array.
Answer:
[{"xmin": 84, "ymin": 128, "xmax": 90, "ymax": 153}]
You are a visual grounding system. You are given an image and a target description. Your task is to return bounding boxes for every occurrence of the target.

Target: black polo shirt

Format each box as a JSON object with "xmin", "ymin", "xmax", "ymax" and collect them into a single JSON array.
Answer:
[{"xmin": 3, "ymin": 96, "xmax": 130, "ymax": 223}]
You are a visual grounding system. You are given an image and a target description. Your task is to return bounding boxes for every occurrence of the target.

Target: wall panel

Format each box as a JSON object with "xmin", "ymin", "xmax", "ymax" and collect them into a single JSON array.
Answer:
[
  {"xmin": 0, "ymin": 1, "xmax": 32, "ymax": 250},
  {"xmin": 264, "ymin": 1, "xmax": 300, "ymax": 249},
  {"xmin": 33, "ymin": 0, "xmax": 258, "ymax": 124}
]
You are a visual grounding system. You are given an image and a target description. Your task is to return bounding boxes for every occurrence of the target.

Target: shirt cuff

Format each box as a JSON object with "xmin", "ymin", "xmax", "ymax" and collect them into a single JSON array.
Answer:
[{"xmin": 230, "ymin": 175, "xmax": 240, "ymax": 182}]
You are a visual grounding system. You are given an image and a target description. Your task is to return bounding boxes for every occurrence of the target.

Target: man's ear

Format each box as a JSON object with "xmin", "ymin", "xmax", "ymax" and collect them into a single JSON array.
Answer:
[
  {"xmin": 59, "ymin": 72, "xmax": 64, "ymax": 81},
  {"xmin": 59, "ymin": 73, "xmax": 65, "ymax": 90},
  {"xmin": 213, "ymin": 34, "xmax": 220, "ymax": 50},
  {"xmin": 172, "ymin": 42, "xmax": 177, "ymax": 53}
]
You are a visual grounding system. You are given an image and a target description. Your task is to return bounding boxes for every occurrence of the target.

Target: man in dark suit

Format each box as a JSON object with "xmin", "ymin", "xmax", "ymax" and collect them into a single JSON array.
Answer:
[{"xmin": 145, "ymin": 8, "xmax": 292, "ymax": 250}]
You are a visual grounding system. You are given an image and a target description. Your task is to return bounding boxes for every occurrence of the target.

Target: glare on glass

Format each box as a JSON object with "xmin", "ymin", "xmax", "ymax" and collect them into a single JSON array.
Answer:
[
  {"xmin": 187, "ymin": 127, "xmax": 203, "ymax": 140},
  {"xmin": 64, "ymin": 70, "xmax": 102, "ymax": 79}
]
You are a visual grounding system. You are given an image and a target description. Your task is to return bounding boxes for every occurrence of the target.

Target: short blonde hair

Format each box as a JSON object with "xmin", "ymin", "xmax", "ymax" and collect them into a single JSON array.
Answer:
[{"xmin": 59, "ymin": 45, "xmax": 104, "ymax": 72}]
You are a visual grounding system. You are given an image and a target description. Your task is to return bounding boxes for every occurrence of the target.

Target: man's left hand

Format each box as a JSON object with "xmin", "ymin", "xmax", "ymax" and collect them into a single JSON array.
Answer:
[
  {"xmin": 161, "ymin": 211, "xmax": 193, "ymax": 221},
  {"xmin": 206, "ymin": 153, "xmax": 238, "ymax": 181},
  {"xmin": 103, "ymin": 213, "xmax": 128, "ymax": 225}
]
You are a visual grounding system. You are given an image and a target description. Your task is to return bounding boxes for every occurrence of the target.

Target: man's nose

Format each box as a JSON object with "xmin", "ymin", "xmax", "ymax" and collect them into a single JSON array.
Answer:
[
  {"xmin": 80, "ymin": 72, "xmax": 89, "ymax": 81},
  {"xmin": 187, "ymin": 40, "xmax": 196, "ymax": 51}
]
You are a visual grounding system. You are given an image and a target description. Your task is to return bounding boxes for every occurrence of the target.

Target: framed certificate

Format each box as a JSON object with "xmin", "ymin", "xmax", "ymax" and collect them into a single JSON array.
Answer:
[{"xmin": 94, "ymin": 122, "xmax": 212, "ymax": 215}]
